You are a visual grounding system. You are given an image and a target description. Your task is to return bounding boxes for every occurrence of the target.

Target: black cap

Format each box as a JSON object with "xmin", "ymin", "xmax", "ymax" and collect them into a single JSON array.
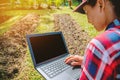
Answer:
[{"xmin": 74, "ymin": 0, "xmax": 87, "ymax": 14}]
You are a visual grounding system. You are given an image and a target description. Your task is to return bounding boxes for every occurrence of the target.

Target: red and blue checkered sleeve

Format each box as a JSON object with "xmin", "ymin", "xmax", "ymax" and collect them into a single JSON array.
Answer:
[
  {"xmin": 80, "ymin": 39, "xmax": 104, "ymax": 80},
  {"xmin": 79, "ymin": 29, "xmax": 120, "ymax": 80}
]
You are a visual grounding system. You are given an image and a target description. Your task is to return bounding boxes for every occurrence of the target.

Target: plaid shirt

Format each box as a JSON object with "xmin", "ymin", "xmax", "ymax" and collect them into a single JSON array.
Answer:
[{"xmin": 80, "ymin": 19, "xmax": 120, "ymax": 80}]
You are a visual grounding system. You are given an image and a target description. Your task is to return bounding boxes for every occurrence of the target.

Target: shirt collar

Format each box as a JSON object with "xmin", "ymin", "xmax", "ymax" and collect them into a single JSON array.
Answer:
[{"xmin": 105, "ymin": 19, "xmax": 120, "ymax": 30}]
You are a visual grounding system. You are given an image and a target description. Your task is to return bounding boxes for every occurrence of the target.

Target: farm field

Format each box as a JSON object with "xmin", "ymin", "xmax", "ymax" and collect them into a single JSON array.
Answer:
[{"xmin": 0, "ymin": 4, "xmax": 98, "ymax": 80}]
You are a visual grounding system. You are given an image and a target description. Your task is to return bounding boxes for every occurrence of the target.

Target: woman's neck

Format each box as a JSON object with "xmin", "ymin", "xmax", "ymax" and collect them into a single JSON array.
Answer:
[{"xmin": 105, "ymin": 0, "xmax": 117, "ymax": 26}]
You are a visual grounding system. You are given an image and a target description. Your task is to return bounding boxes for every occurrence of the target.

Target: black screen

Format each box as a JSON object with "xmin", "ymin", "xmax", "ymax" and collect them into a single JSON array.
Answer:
[{"xmin": 29, "ymin": 34, "xmax": 67, "ymax": 64}]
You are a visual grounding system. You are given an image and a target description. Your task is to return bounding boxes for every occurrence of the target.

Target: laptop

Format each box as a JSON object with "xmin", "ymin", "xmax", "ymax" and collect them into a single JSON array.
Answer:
[{"xmin": 26, "ymin": 31, "xmax": 81, "ymax": 80}]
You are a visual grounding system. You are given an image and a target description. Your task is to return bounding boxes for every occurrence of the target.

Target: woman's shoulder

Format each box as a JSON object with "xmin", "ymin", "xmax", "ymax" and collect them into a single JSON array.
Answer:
[{"xmin": 90, "ymin": 30, "xmax": 120, "ymax": 49}]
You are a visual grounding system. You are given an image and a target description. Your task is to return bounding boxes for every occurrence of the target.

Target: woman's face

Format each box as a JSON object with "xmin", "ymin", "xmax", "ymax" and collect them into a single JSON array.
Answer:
[{"xmin": 83, "ymin": 1, "xmax": 107, "ymax": 31}]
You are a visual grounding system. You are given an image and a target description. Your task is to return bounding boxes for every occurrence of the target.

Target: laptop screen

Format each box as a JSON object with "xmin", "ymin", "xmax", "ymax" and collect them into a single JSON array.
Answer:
[{"xmin": 29, "ymin": 33, "xmax": 68, "ymax": 64}]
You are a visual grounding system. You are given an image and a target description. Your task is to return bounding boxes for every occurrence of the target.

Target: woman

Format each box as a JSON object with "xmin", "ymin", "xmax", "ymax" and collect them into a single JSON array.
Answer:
[{"xmin": 65, "ymin": 0, "xmax": 120, "ymax": 79}]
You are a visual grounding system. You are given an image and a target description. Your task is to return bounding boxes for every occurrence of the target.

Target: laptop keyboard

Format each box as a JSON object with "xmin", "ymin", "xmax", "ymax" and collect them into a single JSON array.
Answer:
[{"xmin": 41, "ymin": 58, "xmax": 70, "ymax": 78}]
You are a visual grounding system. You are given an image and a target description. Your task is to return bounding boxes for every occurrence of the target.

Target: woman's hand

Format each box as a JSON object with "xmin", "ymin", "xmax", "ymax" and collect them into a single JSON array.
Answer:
[{"xmin": 64, "ymin": 55, "xmax": 83, "ymax": 66}]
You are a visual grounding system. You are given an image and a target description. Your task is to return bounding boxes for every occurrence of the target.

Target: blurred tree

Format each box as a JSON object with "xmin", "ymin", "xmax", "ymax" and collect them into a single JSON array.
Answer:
[
  {"xmin": 63, "ymin": 0, "xmax": 67, "ymax": 6},
  {"xmin": 9, "ymin": 0, "xmax": 66, "ymax": 9},
  {"xmin": 19, "ymin": 0, "xmax": 29, "ymax": 8},
  {"xmin": 10, "ymin": 0, "xmax": 16, "ymax": 8},
  {"xmin": 55, "ymin": 0, "xmax": 63, "ymax": 9},
  {"xmin": 67, "ymin": 0, "xmax": 73, "ymax": 9},
  {"xmin": 35, "ymin": 0, "xmax": 46, "ymax": 9},
  {"xmin": 0, "ymin": 0, "xmax": 9, "ymax": 3},
  {"xmin": 28, "ymin": 0, "xmax": 34, "ymax": 8},
  {"xmin": 46, "ymin": 0, "xmax": 53, "ymax": 9}
]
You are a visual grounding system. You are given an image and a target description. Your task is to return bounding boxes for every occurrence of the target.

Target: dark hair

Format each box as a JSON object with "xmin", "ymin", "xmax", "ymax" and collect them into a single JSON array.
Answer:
[
  {"xmin": 87, "ymin": 0, "xmax": 97, "ymax": 7},
  {"xmin": 109, "ymin": 0, "xmax": 120, "ymax": 18},
  {"xmin": 88, "ymin": 0, "xmax": 120, "ymax": 18}
]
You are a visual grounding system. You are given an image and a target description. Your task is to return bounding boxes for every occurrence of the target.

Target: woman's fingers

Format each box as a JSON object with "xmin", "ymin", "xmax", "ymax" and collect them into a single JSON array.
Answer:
[
  {"xmin": 64, "ymin": 55, "xmax": 83, "ymax": 66},
  {"xmin": 65, "ymin": 55, "xmax": 74, "ymax": 62},
  {"xmin": 65, "ymin": 57, "xmax": 75, "ymax": 65},
  {"xmin": 71, "ymin": 61, "xmax": 81, "ymax": 66}
]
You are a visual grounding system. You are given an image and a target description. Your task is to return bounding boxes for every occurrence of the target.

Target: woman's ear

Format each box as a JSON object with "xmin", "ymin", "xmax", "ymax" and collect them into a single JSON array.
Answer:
[{"xmin": 98, "ymin": 0, "xmax": 105, "ymax": 12}]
